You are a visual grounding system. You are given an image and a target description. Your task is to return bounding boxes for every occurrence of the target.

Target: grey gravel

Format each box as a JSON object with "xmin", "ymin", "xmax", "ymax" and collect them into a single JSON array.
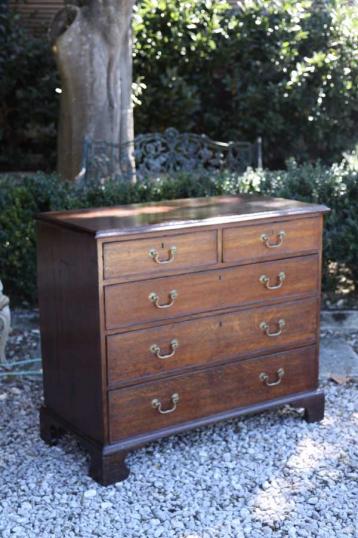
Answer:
[
  {"xmin": 0, "ymin": 379, "xmax": 357, "ymax": 537},
  {"xmin": 320, "ymin": 323, "xmax": 358, "ymax": 379},
  {"xmin": 5, "ymin": 310, "xmax": 40, "ymax": 362}
]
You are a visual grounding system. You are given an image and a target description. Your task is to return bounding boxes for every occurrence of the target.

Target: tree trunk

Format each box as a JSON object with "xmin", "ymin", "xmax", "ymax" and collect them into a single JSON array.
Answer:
[{"xmin": 50, "ymin": 0, "xmax": 136, "ymax": 182}]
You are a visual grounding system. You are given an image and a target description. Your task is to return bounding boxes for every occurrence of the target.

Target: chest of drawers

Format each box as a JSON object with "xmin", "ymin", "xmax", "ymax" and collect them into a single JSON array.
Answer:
[{"xmin": 37, "ymin": 195, "xmax": 329, "ymax": 485}]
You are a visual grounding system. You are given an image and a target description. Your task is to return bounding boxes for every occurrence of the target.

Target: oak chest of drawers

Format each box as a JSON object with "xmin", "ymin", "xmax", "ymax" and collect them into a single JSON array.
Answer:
[{"xmin": 37, "ymin": 195, "xmax": 329, "ymax": 485}]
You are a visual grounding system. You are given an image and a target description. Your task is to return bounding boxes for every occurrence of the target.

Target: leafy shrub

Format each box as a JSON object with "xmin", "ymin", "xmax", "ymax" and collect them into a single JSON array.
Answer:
[
  {"xmin": 0, "ymin": 173, "xmax": 72, "ymax": 302},
  {"xmin": 133, "ymin": 0, "xmax": 358, "ymax": 168},
  {"xmin": 0, "ymin": 153, "xmax": 357, "ymax": 305}
]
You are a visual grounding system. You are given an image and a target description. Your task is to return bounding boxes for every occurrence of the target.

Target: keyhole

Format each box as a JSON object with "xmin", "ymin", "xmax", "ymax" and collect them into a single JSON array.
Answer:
[
  {"xmin": 218, "ymin": 274, "xmax": 222, "ymax": 281},
  {"xmin": 219, "ymin": 321, "xmax": 223, "ymax": 328},
  {"xmin": 161, "ymin": 242, "xmax": 165, "ymax": 249}
]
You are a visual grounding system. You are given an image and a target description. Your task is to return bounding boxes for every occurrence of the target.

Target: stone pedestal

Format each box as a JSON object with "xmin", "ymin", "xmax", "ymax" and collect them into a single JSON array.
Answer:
[{"xmin": 0, "ymin": 281, "xmax": 11, "ymax": 363}]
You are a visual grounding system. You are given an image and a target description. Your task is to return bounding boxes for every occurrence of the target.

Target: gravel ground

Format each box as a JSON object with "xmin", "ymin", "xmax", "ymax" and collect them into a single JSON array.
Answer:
[
  {"xmin": 0, "ymin": 378, "xmax": 357, "ymax": 538},
  {"xmin": 321, "ymin": 329, "xmax": 358, "ymax": 356}
]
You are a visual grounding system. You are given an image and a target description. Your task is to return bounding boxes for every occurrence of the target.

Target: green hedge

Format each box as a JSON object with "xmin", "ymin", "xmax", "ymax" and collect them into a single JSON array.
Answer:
[
  {"xmin": 134, "ymin": 0, "xmax": 358, "ymax": 168},
  {"xmin": 1, "ymin": 0, "xmax": 357, "ymax": 171},
  {"xmin": 0, "ymin": 154, "xmax": 357, "ymax": 305}
]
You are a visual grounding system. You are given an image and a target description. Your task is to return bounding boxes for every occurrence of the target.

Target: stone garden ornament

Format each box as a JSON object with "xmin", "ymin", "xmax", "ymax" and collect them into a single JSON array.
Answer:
[{"xmin": 0, "ymin": 280, "xmax": 11, "ymax": 363}]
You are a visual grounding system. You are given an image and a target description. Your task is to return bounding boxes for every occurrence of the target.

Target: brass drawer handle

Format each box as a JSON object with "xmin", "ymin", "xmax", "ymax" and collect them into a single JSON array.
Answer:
[
  {"xmin": 261, "ymin": 231, "xmax": 286, "ymax": 248},
  {"xmin": 148, "ymin": 290, "xmax": 178, "ymax": 309},
  {"xmin": 150, "ymin": 339, "xmax": 179, "ymax": 359},
  {"xmin": 260, "ymin": 319, "xmax": 286, "ymax": 337},
  {"xmin": 259, "ymin": 368, "xmax": 285, "ymax": 387},
  {"xmin": 260, "ymin": 271, "xmax": 286, "ymax": 290},
  {"xmin": 152, "ymin": 393, "xmax": 180, "ymax": 414},
  {"xmin": 149, "ymin": 246, "xmax": 177, "ymax": 264}
]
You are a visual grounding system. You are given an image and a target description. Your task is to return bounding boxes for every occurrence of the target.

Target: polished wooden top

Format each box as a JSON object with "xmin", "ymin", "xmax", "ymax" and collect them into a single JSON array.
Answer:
[{"xmin": 36, "ymin": 195, "xmax": 329, "ymax": 238}]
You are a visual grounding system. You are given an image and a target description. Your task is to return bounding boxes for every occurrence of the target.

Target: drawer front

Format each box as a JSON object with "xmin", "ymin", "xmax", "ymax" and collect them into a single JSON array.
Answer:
[
  {"xmin": 109, "ymin": 346, "xmax": 317, "ymax": 441},
  {"xmin": 107, "ymin": 298, "xmax": 319, "ymax": 386},
  {"xmin": 104, "ymin": 254, "xmax": 319, "ymax": 330},
  {"xmin": 223, "ymin": 217, "xmax": 321, "ymax": 264},
  {"xmin": 103, "ymin": 230, "xmax": 218, "ymax": 280}
]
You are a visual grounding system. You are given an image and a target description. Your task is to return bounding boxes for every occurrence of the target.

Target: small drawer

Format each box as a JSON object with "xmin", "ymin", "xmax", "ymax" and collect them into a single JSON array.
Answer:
[
  {"xmin": 103, "ymin": 230, "xmax": 218, "ymax": 280},
  {"xmin": 107, "ymin": 297, "xmax": 319, "ymax": 386},
  {"xmin": 104, "ymin": 254, "xmax": 319, "ymax": 330},
  {"xmin": 108, "ymin": 346, "xmax": 317, "ymax": 441},
  {"xmin": 223, "ymin": 217, "xmax": 321, "ymax": 264}
]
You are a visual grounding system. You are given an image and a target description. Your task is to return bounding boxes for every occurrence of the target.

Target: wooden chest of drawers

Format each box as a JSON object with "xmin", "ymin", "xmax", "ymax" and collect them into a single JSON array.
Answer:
[{"xmin": 36, "ymin": 195, "xmax": 329, "ymax": 485}]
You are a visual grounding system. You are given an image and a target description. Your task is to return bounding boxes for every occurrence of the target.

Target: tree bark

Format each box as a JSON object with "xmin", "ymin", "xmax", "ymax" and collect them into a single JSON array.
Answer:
[{"xmin": 50, "ymin": 0, "xmax": 136, "ymax": 182}]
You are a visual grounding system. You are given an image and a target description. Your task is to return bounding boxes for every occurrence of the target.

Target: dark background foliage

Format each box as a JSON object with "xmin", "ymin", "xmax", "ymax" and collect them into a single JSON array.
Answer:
[
  {"xmin": 0, "ymin": 0, "xmax": 357, "ymax": 171},
  {"xmin": 1, "ymin": 154, "xmax": 357, "ymax": 305},
  {"xmin": 0, "ymin": 1, "xmax": 59, "ymax": 172}
]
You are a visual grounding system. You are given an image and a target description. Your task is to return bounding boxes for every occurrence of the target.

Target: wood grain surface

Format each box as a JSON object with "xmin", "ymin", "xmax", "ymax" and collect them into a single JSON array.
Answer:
[
  {"xmin": 103, "ymin": 230, "xmax": 217, "ymax": 279},
  {"xmin": 36, "ymin": 195, "xmax": 329, "ymax": 237},
  {"xmin": 109, "ymin": 346, "xmax": 317, "ymax": 441},
  {"xmin": 223, "ymin": 216, "xmax": 321, "ymax": 264},
  {"xmin": 37, "ymin": 222, "xmax": 105, "ymax": 442},
  {"xmin": 104, "ymin": 254, "xmax": 319, "ymax": 330},
  {"xmin": 107, "ymin": 297, "xmax": 319, "ymax": 386}
]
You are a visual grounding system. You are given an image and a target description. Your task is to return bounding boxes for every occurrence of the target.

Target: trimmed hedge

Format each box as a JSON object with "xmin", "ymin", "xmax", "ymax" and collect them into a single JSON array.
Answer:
[{"xmin": 0, "ymin": 153, "xmax": 357, "ymax": 305}]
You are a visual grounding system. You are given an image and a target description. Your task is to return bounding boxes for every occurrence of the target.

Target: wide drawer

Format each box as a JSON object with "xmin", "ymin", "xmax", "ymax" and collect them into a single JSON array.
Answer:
[
  {"xmin": 103, "ymin": 230, "xmax": 218, "ymax": 280},
  {"xmin": 107, "ymin": 297, "xmax": 319, "ymax": 386},
  {"xmin": 109, "ymin": 346, "xmax": 317, "ymax": 441},
  {"xmin": 223, "ymin": 217, "xmax": 321, "ymax": 264},
  {"xmin": 104, "ymin": 254, "xmax": 319, "ymax": 330}
]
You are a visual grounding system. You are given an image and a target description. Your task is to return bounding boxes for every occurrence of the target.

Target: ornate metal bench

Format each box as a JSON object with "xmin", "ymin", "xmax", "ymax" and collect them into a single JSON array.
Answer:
[{"xmin": 78, "ymin": 128, "xmax": 263, "ymax": 184}]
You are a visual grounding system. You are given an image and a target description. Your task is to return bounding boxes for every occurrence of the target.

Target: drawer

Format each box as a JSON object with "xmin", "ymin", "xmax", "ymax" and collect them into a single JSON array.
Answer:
[
  {"xmin": 103, "ymin": 230, "xmax": 218, "ymax": 279},
  {"xmin": 223, "ymin": 217, "xmax": 321, "ymax": 264},
  {"xmin": 109, "ymin": 346, "xmax": 317, "ymax": 441},
  {"xmin": 107, "ymin": 297, "xmax": 319, "ymax": 386},
  {"xmin": 104, "ymin": 254, "xmax": 319, "ymax": 330}
]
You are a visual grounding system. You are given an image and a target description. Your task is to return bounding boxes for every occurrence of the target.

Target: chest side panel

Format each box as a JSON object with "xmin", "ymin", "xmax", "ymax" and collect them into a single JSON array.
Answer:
[{"xmin": 37, "ymin": 222, "xmax": 105, "ymax": 442}]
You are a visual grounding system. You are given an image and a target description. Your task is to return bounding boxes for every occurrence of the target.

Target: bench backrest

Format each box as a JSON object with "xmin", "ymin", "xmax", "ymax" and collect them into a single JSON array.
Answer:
[{"xmin": 80, "ymin": 128, "xmax": 262, "ymax": 183}]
